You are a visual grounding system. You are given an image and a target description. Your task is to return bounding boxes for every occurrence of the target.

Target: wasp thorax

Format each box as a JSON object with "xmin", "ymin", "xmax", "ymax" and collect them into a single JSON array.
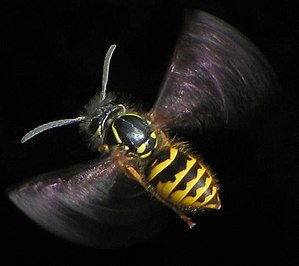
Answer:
[{"xmin": 106, "ymin": 113, "xmax": 158, "ymax": 158}]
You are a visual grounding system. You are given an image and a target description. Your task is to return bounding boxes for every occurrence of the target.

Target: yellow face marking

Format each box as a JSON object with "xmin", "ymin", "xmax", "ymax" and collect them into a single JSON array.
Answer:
[
  {"xmin": 148, "ymin": 147, "xmax": 178, "ymax": 181},
  {"xmin": 112, "ymin": 123, "xmax": 122, "ymax": 144},
  {"xmin": 157, "ymin": 156, "xmax": 197, "ymax": 197},
  {"xmin": 124, "ymin": 145, "xmax": 129, "ymax": 151},
  {"xmin": 170, "ymin": 168, "xmax": 208, "ymax": 204},
  {"xmin": 137, "ymin": 143, "xmax": 146, "ymax": 154},
  {"xmin": 96, "ymin": 126, "xmax": 102, "ymax": 136},
  {"xmin": 140, "ymin": 150, "xmax": 152, "ymax": 158}
]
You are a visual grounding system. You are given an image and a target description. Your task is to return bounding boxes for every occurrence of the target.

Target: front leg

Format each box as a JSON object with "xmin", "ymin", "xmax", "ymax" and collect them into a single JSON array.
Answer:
[{"xmin": 119, "ymin": 159, "xmax": 196, "ymax": 229}]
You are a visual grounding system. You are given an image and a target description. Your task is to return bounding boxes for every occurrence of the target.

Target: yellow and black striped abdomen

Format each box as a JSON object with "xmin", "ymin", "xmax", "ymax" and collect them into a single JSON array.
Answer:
[{"xmin": 145, "ymin": 146, "xmax": 221, "ymax": 210}]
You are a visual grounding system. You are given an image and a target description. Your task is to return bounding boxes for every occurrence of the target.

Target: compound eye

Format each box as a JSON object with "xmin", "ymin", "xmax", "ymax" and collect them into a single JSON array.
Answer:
[{"xmin": 79, "ymin": 117, "xmax": 102, "ymax": 140}]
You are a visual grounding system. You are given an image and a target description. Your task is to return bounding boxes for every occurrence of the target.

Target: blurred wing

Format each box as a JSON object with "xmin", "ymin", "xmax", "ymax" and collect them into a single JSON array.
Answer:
[
  {"xmin": 150, "ymin": 10, "xmax": 280, "ymax": 135},
  {"xmin": 8, "ymin": 156, "xmax": 169, "ymax": 248}
]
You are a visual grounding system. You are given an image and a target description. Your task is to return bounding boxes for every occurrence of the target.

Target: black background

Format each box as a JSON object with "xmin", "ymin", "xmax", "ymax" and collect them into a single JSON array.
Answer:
[{"xmin": 2, "ymin": 0, "xmax": 298, "ymax": 265}]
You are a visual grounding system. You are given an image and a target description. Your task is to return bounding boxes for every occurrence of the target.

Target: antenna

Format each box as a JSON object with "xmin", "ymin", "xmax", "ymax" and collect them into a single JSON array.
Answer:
[
  {"xmin": 101, "ymin": 44, "xmax": 116, "ymax": 100},
  {"xmin": 21, "ymin": 117, "xmax": 86, "ymax": 143},
  {"xmin": 21, "ymin": 44, "xmax": 117, "ymax": 143}
]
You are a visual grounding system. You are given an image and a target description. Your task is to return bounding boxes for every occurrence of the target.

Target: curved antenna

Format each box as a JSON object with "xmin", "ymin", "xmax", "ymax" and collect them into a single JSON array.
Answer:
[
  {"xmin": 101, "ymin": 44, "xmax": 117, "ymax": 100},
  {"xmin": 21, "ymin": 117, "xmax": 86, "ymax": 143},
  {"xmin": 21, "ymin": 44, "xmax": 117, "ymax": 143}
]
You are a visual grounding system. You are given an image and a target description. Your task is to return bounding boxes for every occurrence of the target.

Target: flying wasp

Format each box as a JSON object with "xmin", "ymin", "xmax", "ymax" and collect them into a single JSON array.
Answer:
[{"xmin": 8, "ymin": 10, "xmax": 279, "ymax": 248}]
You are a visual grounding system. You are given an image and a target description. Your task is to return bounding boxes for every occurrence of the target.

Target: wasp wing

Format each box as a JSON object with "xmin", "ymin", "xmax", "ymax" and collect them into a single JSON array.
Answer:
[
  {"xmin": 150, "ymin": 10, "xmax": 280, "ymax": 136},
  {"xmin": 8, "ymin": 155, "xmax": 168, "ymax": 248}
]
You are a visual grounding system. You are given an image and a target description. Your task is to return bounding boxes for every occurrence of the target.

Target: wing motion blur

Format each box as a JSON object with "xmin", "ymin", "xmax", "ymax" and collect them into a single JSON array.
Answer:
[
  {"xmin": 150, "ymin": 10, "xmax": 280, "ymax": 136},
  {"xmin": 8, "ymin": 155, "xmax": 168, "ymax": 248},
  {"xmin": 8, "ymin": 9, "xmax": 280, "ymax": 248}
]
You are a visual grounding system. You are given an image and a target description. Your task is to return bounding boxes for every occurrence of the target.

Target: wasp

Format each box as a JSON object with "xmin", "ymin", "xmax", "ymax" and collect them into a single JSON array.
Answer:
[
  {"xmin": 19, "ymin": 44, "xmax": 221, "ymax": 228},
  {"xmin": 8, "ymin": 10, "xmax": 279, "ymax": 248}
]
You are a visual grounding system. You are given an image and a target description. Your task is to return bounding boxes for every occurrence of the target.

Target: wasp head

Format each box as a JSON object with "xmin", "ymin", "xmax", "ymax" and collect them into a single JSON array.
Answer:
[{"xmin": 79, "ymin": 93, "xmax": 126, "ymax": 151}]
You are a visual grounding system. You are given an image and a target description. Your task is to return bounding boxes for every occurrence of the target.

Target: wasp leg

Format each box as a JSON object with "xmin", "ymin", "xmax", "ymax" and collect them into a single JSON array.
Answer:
[
  {"xmin": 180, "ymin": 215, "xmax": 196, "ymax": 229},
  {"xmin": 98, "ymin": 144, "xmax": 110, "ymax": 153},
  {"xmin": 121, "ymin": 163, "xmax": 196, "ymax": 229},
  {"xmin": 147, "ymin": 189, "xmax": 196, "ymax": 229}
]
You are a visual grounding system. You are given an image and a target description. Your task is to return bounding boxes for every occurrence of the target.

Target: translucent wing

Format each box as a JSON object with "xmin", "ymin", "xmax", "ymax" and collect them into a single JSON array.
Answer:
[
  {"xmin": 8, "ymin": 155, "xmax": 168, "ymax": 248},
  {"xmin": 150, "ymin": 10, "xmax": 280, "ymax": 135}
]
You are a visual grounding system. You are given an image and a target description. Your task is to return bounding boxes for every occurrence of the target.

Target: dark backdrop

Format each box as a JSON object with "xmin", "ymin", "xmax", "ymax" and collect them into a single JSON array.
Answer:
[{"xmin": 2, "ymin": 1, "xmax": 298, "ymax": 265}]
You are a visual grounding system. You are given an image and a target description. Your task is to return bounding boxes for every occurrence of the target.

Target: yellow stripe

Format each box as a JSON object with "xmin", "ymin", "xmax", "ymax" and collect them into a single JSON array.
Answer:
[
  {"xmin": 186, "ymin": 173, "xmax": 213, "ymax": 205},
  {"xmin": 170, "ymin": 167, "xmax": 206, "ymax": 204},
  {"xmin": 96, "ymin": 125, "xmax": 102, "ymax": 136},
  {"xmin": 150, "ymin": 132, "xmax": 157, "ymax": 139},
  {"xmin": 148, "ymin": 147, "xmax": 177, "ymax": 181},
  {"xmin": 179, "ymin": 175, "xmax": 212, "ymax": 206},
  {"xmin": 154, "ymin": 138, "xmax": 158, "ymax": 149},
  {"xmin": 140, "ymin": 150, "xmax": 152, "ymax": 158},
  {"xmin": 204, "ymin": 193, "xmax": 221, "ymax": 209},
  {"xmin": 112, "ymin": 123, "xmax": 122, "ymax": 144},
  {"xmin": 157, "ymin": 157, "xmax": 197, "ymax": 197},
  {"xmin": 124, "ymin": 113, "xmax": 143, "ymax": 120},
  {"xmin": 191, "ymin": 185, "xmax": 218, "ymax": 208},
  {"xmin": 137, "ymin": 143, "xmax": 146, "ymax": 154}
]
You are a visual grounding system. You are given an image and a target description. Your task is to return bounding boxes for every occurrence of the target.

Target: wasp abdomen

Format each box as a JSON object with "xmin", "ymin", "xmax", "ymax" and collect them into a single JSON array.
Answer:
[{"xmin": 145, "ymin": 147, "xmax": 221, "ymax": 210}]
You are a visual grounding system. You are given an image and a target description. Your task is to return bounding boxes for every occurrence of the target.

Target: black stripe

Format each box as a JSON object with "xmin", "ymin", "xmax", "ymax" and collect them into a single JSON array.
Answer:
[
  {"xmin": 148, "ymin": 149, "xmax": 188, "ymax": 186},
  {"xmin": 172, "ymin": 162, "xmax": 202, "ymax": 192},
  {"xmin": 186, "ymin": 171, "xmax": 210, "ymax": 197},
  {"xmin": 145, "ymin": 148, "xmax": 170, "ymax": 177},
  {"xmin": 205, "ymin": 192, "xmax": 220, "ymax": 206},
  {"xmin": 147, "ymin": 148, "xmax": 170, "ymax": 167},
  {"xmin": 193, "ymin": 179, "xmax": 216, "ymax": 204}
]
